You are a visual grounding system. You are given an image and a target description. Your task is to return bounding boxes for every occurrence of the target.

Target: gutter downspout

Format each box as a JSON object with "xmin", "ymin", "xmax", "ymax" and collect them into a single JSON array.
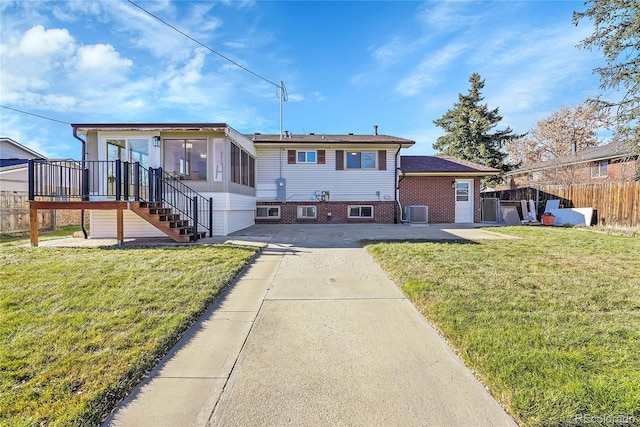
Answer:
[
  {"xmin": 73, "ymin": 125, "xmax": 88, "ymax": 239},
  {"xmin": 394, "ymin": 144, "xmax": 401, "ymax": 224}
]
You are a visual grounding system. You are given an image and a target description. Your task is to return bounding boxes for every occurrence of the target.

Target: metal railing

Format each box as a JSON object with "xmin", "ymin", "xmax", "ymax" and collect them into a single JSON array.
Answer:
[
  {"xmin": 145, "ymin": 166, "xmax": 213, "ymax": 238},
  {"xmin": 28, "ymin": 159, "xmax": 213, "ymax": 239}
]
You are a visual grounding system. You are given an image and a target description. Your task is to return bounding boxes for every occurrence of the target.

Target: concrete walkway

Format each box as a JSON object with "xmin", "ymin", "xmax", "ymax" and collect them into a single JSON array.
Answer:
[{"xmin": 99, "ymin": 224, "xmax": 517, "ymax": 426}]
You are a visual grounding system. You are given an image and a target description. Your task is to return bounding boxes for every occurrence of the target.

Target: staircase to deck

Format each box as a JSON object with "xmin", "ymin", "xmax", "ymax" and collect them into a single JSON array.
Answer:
[
  {"xmin": 130, "ymin": 201, "xmax": 207, "ymax": 243},
  {"xmin": 28, "ymin": 159, "xmax": 213, "ymax": 245}
]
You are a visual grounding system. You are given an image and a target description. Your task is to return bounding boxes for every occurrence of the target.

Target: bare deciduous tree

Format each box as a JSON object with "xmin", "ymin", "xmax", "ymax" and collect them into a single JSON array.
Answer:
[{"xmin": 506, "ymin": 103, "xmax": 612, "ymax": 167}]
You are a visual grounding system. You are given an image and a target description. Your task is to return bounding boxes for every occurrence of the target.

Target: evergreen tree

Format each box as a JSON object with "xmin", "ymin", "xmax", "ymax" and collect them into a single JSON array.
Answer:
[
  {"xmin": 574, "ymin": 0, "xmax": 640, "ymax": 147},
  {"xmin": 433, "ymin": 73, "xmax": 519, "ymax": 184}
]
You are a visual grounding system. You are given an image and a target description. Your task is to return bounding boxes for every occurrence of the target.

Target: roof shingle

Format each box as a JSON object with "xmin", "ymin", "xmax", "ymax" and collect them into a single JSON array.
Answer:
[{"xmin": 401, "ymin": 155, "xmax": 501, "ymax": 175}]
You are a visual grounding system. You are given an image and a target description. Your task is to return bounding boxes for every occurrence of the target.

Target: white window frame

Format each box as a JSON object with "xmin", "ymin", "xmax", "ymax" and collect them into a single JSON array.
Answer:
[
  {"xmin": 297, "ymin": 205, "xmax": 317, "ymax": 219},
  {"xmin": 297, "ymin": 150, "xmax": 317, "ymax": 164},
  {"xmin": 346, "ymin": 151, "xmax": 376, "ymax": 169},
  {"xmin": 348, "ymin": 205, "xmax": 374, "ymax": 218},
  {"xmin": 256, "ymin": 206, "xmax": 281, "ymax": 219},
  {"xmin": 591, "ymin": 161, "xmax": 608, "ymax": 178}
]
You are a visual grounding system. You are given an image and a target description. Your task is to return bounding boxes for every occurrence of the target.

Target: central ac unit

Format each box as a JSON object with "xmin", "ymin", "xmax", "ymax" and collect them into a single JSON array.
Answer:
[{"xmin": 406, "ymin": 205, "xmax": 428, "ymax": 224}]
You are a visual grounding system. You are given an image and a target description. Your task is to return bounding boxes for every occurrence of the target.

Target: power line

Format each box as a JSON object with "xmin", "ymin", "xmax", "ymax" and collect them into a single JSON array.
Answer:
[
  {"xmin": 0, "ymin": 105, "xmax": 71, "ymax": 125},
  {"xmin": 126, "ymin": 0, "xmax": 282, "ymax": 90}
]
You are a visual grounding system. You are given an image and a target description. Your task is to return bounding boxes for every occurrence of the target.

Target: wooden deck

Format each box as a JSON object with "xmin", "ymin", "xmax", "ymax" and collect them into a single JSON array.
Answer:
[{"xmin": 29, "ymin": 201, "xmax": 129, "ymax": 247}]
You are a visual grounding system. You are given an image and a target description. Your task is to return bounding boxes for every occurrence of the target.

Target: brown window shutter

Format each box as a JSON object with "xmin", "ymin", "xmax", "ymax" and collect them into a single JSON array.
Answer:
[
  {"xmin": 288, "ymin": 150, "xmax": 296, "ymax": 164},
  {"xmin": 336, "ymin": 150, "xmax": 344, "ymax": 170},
  {"xmin": 378, "ymin": 150, "xmax": 387, "ymax": 170},
  {"xmin": 318, "ymin": 150, "xmax": 325, "ymax": 164}
]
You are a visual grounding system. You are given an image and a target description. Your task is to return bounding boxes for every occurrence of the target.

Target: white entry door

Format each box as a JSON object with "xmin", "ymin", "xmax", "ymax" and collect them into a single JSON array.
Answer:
[{"xmin": 454, "ymin": 179, "xmax": 474, "ymax": 223}]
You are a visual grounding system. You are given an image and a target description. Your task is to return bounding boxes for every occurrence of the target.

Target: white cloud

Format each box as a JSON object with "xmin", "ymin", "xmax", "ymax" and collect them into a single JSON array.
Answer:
[
  {"xmin": 395, "ymin": 42, "xmax": 467, "ymax": 97},
  {"xmin": 287, "ymin": 93, "xmax": 304, "ymax": 102},
  {"xmin": 75, "ymin": 44, "xmax": 133, "ymax": 75},
  {"xmin": 16, "ymin": 25, "xmax": 75, "ymax": 59}
]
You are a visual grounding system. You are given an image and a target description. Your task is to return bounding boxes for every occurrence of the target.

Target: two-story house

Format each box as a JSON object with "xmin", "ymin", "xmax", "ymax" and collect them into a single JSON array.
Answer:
[{"xmin": 251, "ymin": 131, "xmax": 414, "ymax": 224}]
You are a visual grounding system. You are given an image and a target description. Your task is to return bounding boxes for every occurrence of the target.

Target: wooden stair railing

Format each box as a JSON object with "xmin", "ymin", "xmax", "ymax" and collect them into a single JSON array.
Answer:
[{"xmin": 130, "ymin": 201, "xmax": 206, "ymax": 243}]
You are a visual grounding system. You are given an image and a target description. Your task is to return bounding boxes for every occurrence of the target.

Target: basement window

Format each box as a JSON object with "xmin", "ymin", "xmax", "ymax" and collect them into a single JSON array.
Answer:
[
  {"xmin": 297, "ymin": 206, "xmax": 317, "ymax": 219},
  {"xmin": 256, "ymin": 206, "xmax": 281, "ymax": 219},
  {"xmin": 348, "ymin": 205, "xmax": 373, "ymax": 218}
]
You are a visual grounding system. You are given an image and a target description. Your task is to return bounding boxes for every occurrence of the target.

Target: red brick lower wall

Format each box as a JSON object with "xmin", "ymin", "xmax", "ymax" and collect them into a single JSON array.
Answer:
[
  {"xmin": 399, "ymin": 176, "xmax": 481, "ymax": 223},
  {"xmin": 255, "ymin": 201, "xmax": 396, "ymax": 224}
]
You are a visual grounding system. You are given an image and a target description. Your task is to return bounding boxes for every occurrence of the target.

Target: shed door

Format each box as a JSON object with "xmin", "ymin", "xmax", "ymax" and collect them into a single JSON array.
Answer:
[{"xmin": 454, "ymin": 179, "xmax": 474, "ymax": 223}]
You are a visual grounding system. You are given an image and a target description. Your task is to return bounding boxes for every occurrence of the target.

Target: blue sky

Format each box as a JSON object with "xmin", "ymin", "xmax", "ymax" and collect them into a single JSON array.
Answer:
[{"xmin": 0, "ymin": 0, "xmax": 606, "ymax": 160}]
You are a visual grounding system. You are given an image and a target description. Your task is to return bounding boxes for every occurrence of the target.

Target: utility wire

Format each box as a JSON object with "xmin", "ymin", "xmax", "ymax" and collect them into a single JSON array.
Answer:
[
  {"xmin": 127, "ymin": 0, "xmax": 282, "ymax": 90},
  {"xmin": 0, "ymin": 105, "xmax": 71, "ymax": 125}
]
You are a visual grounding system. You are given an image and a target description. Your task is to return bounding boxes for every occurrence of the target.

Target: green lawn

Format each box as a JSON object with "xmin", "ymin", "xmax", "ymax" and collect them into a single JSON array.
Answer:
[
  {"xmin": 0, "ymin": 243, "xmax": 259, "ymax": 426},
  {"xmin": 0, "ymin": 225, "xmax": 84, "ymax": 244},
  {"xmin": 364, "ymin": 227, "xmax": 640, "ymax": 427}
]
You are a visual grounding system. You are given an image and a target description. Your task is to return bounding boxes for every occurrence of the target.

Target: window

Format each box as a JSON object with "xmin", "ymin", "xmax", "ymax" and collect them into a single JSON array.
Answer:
[
  {"xmin": 231, "ymin": 143, "xmax": 241, "ymax": 184},
  {"xmin": 456, "ymin": 182, "xmax": 469, "ymax": 201},
  {"xmin": 348, "ymin": 205, "xmax": 373, "ymax": 218},
  {"xmin": 289, "ymin": 150, "xmax": 324, "ymax": 164},
  {"xmin": 241, "ymin": 150, "xmax": 249, "ymax": 185},
  {"xmin": 591, "ymin": 161, "xmax": 608, "ymax": 178},
  {"xmin": 230, "ymin": 142, "xmax": 256, "ymax": 187},
  {"xmin": 297, "ymin": 150, "xmax": 317, "ymax": 163},
  {"xmin": 164, "ymin": 139, "xmax": 207, "ymax": 180},
  {"xmin": 256, "ymin": 206, "xmax": 281, "ymax": 219},
  {"xmin": 347, "ymin": 151, "xmax": 376, "ymax": 169},
  {"xmin": 297, "ymin": 206, "xmax": 317, "ymax": 219}
]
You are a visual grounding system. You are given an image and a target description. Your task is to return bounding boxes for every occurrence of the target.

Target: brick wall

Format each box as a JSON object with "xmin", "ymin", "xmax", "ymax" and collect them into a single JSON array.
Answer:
[
  {"xmin": 256, "ymin": 201, "xmax": 396, "ymax": 224},
  {"xmin": 56, "ymin": 209, "xmax": 85, "ymax": 226},
  {"xmin": 507, "ymin": 157, "xmax": 638, "ymax": 188},
  {"xmin": 399, "ymin": 176, "xmax": 481, "ymax": 223}
]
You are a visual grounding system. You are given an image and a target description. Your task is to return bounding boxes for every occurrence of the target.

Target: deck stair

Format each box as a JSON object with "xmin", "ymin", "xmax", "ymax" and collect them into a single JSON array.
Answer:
[{"xmin": 130, "ymin": 201, "xmax": 206, "ymax": 243}]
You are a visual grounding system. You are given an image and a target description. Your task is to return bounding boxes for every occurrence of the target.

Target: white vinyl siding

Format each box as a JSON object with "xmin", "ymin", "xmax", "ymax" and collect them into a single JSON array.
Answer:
[
  {"xmin": 89, "ymin": 192, "xmax": 255, "ymax": 238},
  {"xmin": 90, "ymin": 210, "xmax": 166, "ymax": 238},
  {"xmin": 255, "ymin": 147, "xmax": 396, "ymax": 202}
]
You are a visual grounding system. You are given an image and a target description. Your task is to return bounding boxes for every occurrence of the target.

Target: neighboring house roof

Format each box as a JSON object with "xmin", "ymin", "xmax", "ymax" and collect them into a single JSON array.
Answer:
[
  {"xmin": 0, "ymin": 137, "xmax": 46, "ymax": 160},
  {"xmin": 505, "ymin": 141, "xmax": 636, "ymax": 176},
  {"xmin": 251, "ymin": 133, "xmax": 415, "ymax": 148},
  {"xmin": 0, "ymin": 159, "xmax": 30, "ymax": 167},
  {"xmin": 401, "ymin": 155, "xmax": 501, "ymax": 176}
]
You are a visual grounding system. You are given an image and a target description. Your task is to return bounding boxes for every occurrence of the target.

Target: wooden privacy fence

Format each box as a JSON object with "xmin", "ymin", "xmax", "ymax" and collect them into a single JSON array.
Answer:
[
  {"xmin": 1, "ymin": 192, "xmax": 52, "ymax": 234},
  {"xmin": 483, "ymin": 181, "xmax": 640, "ymax": 228}
]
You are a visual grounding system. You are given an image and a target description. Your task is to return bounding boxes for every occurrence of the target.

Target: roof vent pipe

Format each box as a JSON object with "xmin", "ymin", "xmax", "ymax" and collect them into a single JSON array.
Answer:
[{"xmin": 374, "ymin": 125, "xmax": 378, "ymax": 135}]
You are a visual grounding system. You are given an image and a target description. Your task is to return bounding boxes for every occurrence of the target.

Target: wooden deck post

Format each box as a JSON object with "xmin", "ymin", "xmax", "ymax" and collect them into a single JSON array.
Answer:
[
  {"xmin": 116, "ymin": 206, "xmax": 124, "ymax": 245},
  {"xmin": 30, "ymin": 206, "xmax": 39, "ymax": 247}
]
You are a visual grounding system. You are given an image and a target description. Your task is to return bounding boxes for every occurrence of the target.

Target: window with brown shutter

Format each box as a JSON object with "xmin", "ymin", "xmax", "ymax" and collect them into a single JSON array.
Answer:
[
  {"xmin": 336, "ymin": 150, "xmax": 344, "ymax": 170},
  {"xmin": 378, "ymin": 150, "xmax": 386, "ymax": 170},
  {"xmin": 318, "ymin": 150, "xmax": 325, "ymax": 164},
  {"xmin": 288, "ymin": 150, "xmax": 296, "ymax": 164}
]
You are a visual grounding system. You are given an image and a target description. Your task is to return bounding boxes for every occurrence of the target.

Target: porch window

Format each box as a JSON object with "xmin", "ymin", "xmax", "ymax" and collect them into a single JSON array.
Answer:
[
  {"xmin": 164, "ymin": 139, "xmax": 207, "ymax": 180},
  {"xmin": 230, "ymin": 142, "xmax": 255, "ymax": 188},
  {"xmin": 591, "ymin": 161, "xmax": 608, "ymax": 178}
]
